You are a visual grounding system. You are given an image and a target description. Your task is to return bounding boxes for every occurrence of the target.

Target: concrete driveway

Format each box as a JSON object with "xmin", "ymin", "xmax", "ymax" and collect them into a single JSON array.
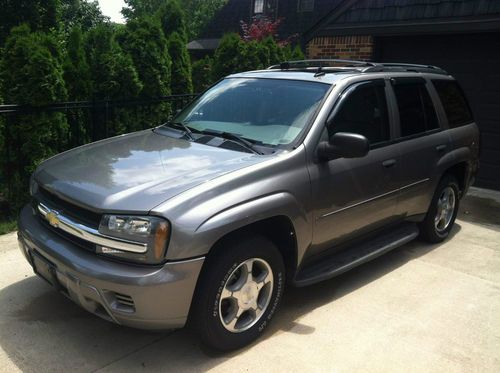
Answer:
[{"xmin": 1, "ymin": 189, "xmax": 499, "ymax": 373}]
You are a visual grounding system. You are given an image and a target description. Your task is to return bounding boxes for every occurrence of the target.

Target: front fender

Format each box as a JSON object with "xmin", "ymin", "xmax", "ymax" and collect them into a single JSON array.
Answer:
[
  {"xmin": 167, "ymin": 192, "xmax": 310, "ymax": 261},
  {"xmin": 151, "ymin": 145, "xmax": 313, "ymax": 262}
]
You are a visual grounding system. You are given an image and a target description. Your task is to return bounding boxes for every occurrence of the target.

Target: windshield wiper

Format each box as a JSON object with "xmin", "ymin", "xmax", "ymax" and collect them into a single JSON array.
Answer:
[
  {"xmin": 199, "ymin": 129, "xmax": 263, "ymax": 155},
  {"xmin": 162, "ymin": 121, "xmax": 195, "ymax": 140}
]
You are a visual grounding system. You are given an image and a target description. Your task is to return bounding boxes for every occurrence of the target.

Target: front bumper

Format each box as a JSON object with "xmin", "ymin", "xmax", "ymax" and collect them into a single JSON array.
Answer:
[{"xmin": 18, "ymin": 205, "xmax": 204, "ymax": 330}]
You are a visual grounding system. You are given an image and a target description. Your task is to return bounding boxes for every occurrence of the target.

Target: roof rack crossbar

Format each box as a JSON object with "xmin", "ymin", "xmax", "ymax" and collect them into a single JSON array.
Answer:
[{"xmin": 268, "ymin": 59, "xmax": 379, "ymax": 70}]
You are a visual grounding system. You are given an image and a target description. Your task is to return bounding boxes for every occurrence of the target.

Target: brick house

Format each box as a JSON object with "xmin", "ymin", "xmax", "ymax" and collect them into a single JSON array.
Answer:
[
  {"xmin": 303, "ymin": 0, "xmax": 500, "ymax": 190},
  {"xmin": 306, "ymin": 35, "xmax": 373, "ymax": 61},
  {"xmin": 188, "ymin": 0, "xmax": 344, "ymax": 57}
]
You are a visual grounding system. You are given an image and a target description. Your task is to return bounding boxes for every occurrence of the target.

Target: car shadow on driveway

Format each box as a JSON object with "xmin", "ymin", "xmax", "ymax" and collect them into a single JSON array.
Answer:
[{"xmin": 0, "ymin": 226, "xmax": 461, "ymax": 372}]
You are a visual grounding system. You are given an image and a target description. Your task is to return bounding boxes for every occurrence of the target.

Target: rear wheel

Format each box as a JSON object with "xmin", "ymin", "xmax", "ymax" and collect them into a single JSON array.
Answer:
[
  {"xmin": 191, "ymin": 235, "xmax": 285, "ymax": 351},
  {"xmin": 419, "ymin": 175, "xmax": 460, "ymax": 243}
]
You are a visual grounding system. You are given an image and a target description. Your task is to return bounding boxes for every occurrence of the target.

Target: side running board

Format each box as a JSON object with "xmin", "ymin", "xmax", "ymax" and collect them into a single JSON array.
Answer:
[{"xmin": 294, "ymin": 223, "xmax": 419, "ymax": 287}]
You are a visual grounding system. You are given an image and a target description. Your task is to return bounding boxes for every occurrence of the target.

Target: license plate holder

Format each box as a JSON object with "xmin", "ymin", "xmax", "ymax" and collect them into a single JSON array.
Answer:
[{"xmin": 31, "ymin": 251, "xmax": 61, "ymax": 290}]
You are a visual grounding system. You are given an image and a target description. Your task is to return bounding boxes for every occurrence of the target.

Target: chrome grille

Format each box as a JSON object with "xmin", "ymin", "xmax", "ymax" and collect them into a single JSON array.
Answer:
[{"xmin": 38, "ymin": 187, "xmax": 101, "ymax": 228}]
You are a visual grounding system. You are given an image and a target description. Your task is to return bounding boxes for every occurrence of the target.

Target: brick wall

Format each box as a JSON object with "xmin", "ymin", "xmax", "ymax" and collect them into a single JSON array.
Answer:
[{"xmin": 306, "ymin": 35, "xmax": 374, "ymax": 61}]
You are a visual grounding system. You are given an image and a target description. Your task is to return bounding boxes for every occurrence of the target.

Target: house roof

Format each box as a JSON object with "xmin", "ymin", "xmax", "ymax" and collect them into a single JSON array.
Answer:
[
  {"xmin": 187, "ymin": 38, "xmax": 221, "ymax": 51},
  {"xmin": 305, "ymin": 0, "xmax": 500, "ymax": 40},
  {"xmin": 194, "ymin": 0, "xmax": 345, "ymax": 42}
]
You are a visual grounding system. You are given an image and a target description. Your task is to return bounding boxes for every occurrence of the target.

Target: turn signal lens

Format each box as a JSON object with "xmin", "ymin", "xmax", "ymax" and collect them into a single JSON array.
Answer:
[{"xmin": 154, "ymin": 221, "xmax": 169, "ymax": 261}]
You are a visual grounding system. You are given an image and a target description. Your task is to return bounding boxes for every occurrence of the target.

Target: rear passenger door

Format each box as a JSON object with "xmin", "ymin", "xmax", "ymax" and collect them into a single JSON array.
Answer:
[{"xmin": 389, "ymin": 77, "xmax": 450, "ymax": 218}]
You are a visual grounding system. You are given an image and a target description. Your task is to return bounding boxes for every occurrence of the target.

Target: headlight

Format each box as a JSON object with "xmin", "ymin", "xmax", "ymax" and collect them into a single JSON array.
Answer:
[{"xmin": 98, "ymin": 215, "xmax": 170, "ymax": 264}]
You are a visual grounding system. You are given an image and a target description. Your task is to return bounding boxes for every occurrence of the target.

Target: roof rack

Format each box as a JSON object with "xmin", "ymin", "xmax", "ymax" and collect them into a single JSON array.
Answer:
[
  {"xmin": 364, "ymin": 63, "xmax": 448, "ymax": 75},
  {"xmin": 267, "ymin": 59, "xmax": 448, "ymax": 75},
  {"xmin": 267, "ymin": 59, "xmax": 378, "ymax": 70}
]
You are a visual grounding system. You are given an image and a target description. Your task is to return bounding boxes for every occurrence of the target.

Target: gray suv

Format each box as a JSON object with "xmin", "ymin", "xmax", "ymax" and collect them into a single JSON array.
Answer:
[{"xmin": 18, "ymin": 60, "xmax": 479, "ymax": 350}]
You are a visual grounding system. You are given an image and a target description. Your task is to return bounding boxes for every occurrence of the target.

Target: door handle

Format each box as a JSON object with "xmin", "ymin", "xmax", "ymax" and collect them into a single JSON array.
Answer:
[
  {"xmin": 382, "ymin": 159, "xmax": 397, "ymax": 168},
  {"xmin": 436, "ymin": 144, "xmax": 447, "ymax": 152}
]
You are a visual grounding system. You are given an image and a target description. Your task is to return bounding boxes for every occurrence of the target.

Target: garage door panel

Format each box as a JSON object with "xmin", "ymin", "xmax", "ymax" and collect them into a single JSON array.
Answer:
[
  {"xmin": 476, "ymin": 163, "xmax": 500, "ymax": 190},
  {"xmin": 478, "ymin": 120, "xmax": 500, "ymax": 134},
  {"xmin": 481, "ymin": 133, "xmax": 500, "ymax": 151},
  {"xmin": 480, "ymin": 149, "xmax": 500, "ymax": 164},
  {"xmin": 378, "ymin": 33, "xmax": 500, "ymax": 190}
]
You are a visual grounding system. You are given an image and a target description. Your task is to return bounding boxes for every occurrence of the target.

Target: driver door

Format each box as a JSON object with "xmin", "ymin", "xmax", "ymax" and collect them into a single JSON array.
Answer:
[{"xmin": 307, "ymin": 79, "xmax": 401, "ymax": 257}]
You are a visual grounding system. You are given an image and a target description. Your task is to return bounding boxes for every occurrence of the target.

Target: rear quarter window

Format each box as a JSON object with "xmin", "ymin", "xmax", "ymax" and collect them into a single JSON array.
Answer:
[
  {"xmin": 392, "ymin": 81, "xmax": 439, "ymax": 137},
  {"xmin": 432, "ymin": 80, "xmax": 473, "ymax": 128}
]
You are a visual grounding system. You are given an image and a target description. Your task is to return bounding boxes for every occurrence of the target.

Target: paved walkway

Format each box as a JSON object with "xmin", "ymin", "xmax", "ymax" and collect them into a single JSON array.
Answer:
[{"xmin": 1, "ymin": 190, "xmax": 499, "ymax": 372}]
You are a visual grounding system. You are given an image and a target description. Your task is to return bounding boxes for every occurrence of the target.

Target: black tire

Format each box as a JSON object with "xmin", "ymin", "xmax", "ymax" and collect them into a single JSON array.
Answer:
[
  {"xmin": 190, "ymin": 234, "xmax": 285, "ymax": 351},
  {"xmin": 419, "ymin": 175, "xmax": 460, "ymax": 243}
]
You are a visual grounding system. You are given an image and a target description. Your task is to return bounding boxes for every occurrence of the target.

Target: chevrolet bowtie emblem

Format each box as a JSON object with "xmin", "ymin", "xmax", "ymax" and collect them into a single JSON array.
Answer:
[{"xmin": 46, "ymin": 211, "xmax": 60, "ymax": 227}]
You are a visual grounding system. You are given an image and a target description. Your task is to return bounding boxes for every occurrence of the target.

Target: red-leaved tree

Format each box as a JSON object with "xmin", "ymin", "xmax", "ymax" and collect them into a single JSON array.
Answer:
[
  {"xmin": 240, "ymin": 16, "xmax": 282, "ymax": 42},
  {"xmin": 240, "ymin": 16, "xmax": 297, "ymax": 45}
]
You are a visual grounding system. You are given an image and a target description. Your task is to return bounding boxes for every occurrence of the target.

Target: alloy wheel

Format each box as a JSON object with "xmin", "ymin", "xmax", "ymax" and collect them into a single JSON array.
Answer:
[
  {"xmin": 434, "ymin": 186, "xmax": 456, "ymax": 233},
  {"xmin": 218, "ymin": 258, "xmax": 274, "ymax": 333}
]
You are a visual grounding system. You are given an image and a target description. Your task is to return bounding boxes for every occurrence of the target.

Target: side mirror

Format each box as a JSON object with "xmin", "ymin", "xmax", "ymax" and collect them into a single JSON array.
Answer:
[{"xmin": 317, "ymin": 132, "xmax": 369, "ymax": 161}]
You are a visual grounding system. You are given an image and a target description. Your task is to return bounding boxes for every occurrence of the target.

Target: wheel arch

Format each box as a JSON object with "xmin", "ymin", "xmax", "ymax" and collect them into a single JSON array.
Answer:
[
  {"xmin": 206, "ymin": 215, "xmax": 299, "ymax": 282},
  {"xmin": 440, "ymin": 161, "xmax": 471, "ymax": 198},
  {"xmin": 187, "ymin": 214, "xmax": 299, "ymax": 327},
  {"xmin": 436, "ymin": 146, "xmax": 473, "ymax": 197}
]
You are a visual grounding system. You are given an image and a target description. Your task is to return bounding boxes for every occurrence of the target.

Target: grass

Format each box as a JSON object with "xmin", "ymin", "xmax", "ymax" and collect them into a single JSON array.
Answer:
[{"xmin": 0, "ymin": 220, "xmax": 17, "ymax": 235}]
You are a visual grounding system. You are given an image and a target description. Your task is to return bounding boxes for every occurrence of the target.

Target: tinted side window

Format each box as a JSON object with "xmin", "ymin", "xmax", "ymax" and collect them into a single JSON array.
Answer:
[
  {"xmin": 432, "ymin": 80, "xmax": 473, "ymax": 127},
  {"xmin": 329, "ymin": 83, "xmax": 390, "ymax": 145},
  {"xmin": 393, "ymin": 82, "xmax": 439, "ymax": 137}
]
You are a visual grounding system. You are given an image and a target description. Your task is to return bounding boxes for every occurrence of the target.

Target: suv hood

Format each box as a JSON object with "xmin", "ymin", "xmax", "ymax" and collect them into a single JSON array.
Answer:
[{"xmin": 35, "ymin": 130, "xmax": 267, "ymax": 213}]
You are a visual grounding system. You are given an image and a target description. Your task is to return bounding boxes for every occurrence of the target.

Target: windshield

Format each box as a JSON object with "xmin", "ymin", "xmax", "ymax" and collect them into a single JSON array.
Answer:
[{"xmin": 174, "ymin": 78, "xmax": 330, "ymax": 147}]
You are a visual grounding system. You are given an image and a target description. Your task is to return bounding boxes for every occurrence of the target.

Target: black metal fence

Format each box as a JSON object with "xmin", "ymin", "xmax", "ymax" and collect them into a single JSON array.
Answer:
[
  {"xmin": 0, "ymin": 94, "xmax": 198, "ymax": 144},
  {"xmin": 0, "ymin": 94, "xmax": 198, "ymax": 214}
]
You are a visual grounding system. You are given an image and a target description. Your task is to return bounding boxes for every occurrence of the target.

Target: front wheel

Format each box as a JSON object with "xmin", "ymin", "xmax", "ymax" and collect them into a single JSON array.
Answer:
[
  {"xmin": 190, "ymin": 235, "xmax": 285, "ymax": 351},
  {"xmin": 419, "ymin": 175, "xmax": 460, "ymax": 243}
]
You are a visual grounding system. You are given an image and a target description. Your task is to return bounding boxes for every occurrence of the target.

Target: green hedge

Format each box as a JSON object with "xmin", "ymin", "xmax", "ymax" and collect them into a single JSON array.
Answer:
[
  {"xmin": 207, "ymin": 32, "xmax": 306, "ymax": 84},
  {"xmin": 0, "ymin": 1, "xmax": 306, "ymax": 226},
  {"xmin": 1, "ymin": 25, "xmax": 68, "ymax": 212}
]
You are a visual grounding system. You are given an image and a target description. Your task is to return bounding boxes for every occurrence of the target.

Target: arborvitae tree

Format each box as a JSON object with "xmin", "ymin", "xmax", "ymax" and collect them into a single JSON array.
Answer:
[
  {"xmin": 155, "ymin": 1, "xmax": 192, "ymax": 96},
  {"xmin": 168, "ymin": 31, "xmax": 193, "ymax": 94},
  {"xmin": 262, "ymin": 36, "xmax": 281, "ymax": 65},
  {"xmin": 39, "ymin": 0, "xmax": 61, "ymax": 32},
  {"xmin": 290, "ymin": 45, "xmax": 306, "ymax": 60},
  {"xmin": 212, "ymin": 33, "xmax": 248, "ymax": 80},
  {"xmin": 243, "ymin": 40, "xmax": 269, "ymax": 71},
  {"xmin": 0, "ymin": 24, "xmax": 68, "ymax": 211},
  {"xmin": 118, "ymin": 17, "xmax": 172, "ymax": 128},
  {"xmin": 85, "ymin": 24, "xmax": 142, "ymax": 137},
  {"xmin": 282, "ymin": 44, "xmax": 306, "ymax": 61},
  {"xmin": 123, "ymin": 0, "xmax": 228, "ymax": 40},
  {"xmin": 63, "ymin": 26, "xmax": 92, "ymax": 145},
  {"xmin": 64, "ymin": 27, "xmax": 91, "ymax": 100},
  {"xmin": 122, "ymin": 0, "xmax": 164, "ymax": 20},
  {"xmin": 211, "ymin": 33, "xmax": 306, "ymax": 82},
  {"xmin": 61, "ymin": 0, "xmax": 109, "ymax": 34},
  {"xmin": 0, "ymin": 0, "xmax": 62, "ymax": 46},
  {"xmin": 192, "ymin": 56, "xmax": 213, "ymax": 93},
  {"xmin": 156, "ymin": 0, "xmax": 187, "ymax": 41},
  {"xmin": 183, "ymin": 0, "xmax": 228, "ymax": 40}
]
